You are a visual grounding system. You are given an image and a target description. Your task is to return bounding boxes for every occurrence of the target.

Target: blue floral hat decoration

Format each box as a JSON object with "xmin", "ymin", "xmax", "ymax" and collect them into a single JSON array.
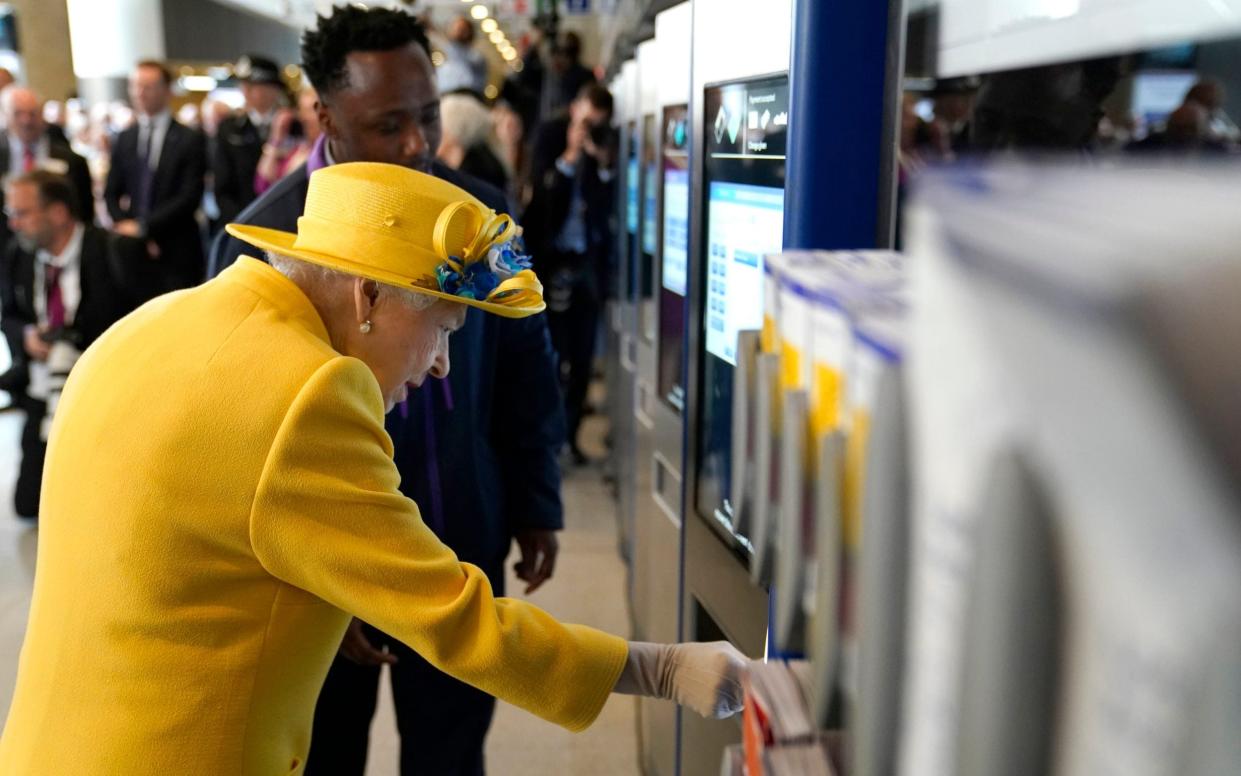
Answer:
[{"xmin": 225, "ymin": 162, "xmax": 545, "ymax": 318}]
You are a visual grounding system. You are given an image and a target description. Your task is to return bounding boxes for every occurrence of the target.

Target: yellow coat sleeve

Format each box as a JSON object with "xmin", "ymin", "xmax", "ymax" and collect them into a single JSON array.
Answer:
[{"xmin": 250, "ymin": 356, "xmax": 629, "ymax": 732}]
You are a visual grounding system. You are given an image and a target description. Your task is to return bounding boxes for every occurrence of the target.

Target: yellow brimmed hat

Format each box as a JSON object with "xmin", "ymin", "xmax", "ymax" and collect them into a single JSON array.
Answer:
[{"xmin": 225, "ymin": 162, "xmax": 545, "ymax": 318}]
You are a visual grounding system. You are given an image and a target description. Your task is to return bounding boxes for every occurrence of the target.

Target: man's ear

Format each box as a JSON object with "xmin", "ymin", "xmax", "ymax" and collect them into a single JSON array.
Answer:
[{"xmin": 317, "ymin": 98, "xmax": 336, "ymax": 141}]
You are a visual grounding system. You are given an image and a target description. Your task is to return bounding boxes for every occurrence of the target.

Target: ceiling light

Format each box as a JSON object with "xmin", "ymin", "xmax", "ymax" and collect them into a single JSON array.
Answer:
[
  {"xmin": 470, "ymin": 4, "xmax": 488, "ymax": 19},
  {"xmin": 181, "ymin": 76, "xmax": 218, "ymax": 92},
  {"xmin": 481, "ymin": 18, "xmax": 497, "ymax": 33},
  {"xmin": 489, "ymin": 30, "xmax": 504, "ymax": 44},
  {"xmin": 502, "ymin": 49, "xmax": 517, "ymax": 61}
]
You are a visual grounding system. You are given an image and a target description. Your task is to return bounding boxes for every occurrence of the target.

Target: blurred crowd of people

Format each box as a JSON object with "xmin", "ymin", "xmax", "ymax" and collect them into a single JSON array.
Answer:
[
  {"xmin": 0, "ymin": 5, "xmax": 620, "ymax": 775},
  {"xmin": 900, "ymin": 72, "xmax": 1240, "ymax": 172}
]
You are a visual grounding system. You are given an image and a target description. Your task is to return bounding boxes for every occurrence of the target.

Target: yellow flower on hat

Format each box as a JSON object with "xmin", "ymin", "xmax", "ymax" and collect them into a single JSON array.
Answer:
[{"xmin": 225, "ymin": 162, "xmax": 545, "ymax": 318}]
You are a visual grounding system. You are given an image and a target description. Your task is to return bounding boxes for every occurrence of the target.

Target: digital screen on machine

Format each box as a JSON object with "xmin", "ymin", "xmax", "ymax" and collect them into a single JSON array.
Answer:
[
  {"xmin": 695, "ymin": 74, "xmax": 789, "ymax": 531},
  {"xmin": 625, "ymin": 121, "xmax": 640, "ymax": 301},
  {"xmin": 626, "ymin": 122, "xmax": 640, "ymax": 238},
  {"xmin": 639, "ymin": 113, "xmax": 659, "ymax": 341},
  {"xmin": 658, "ymin": 104, "xmax": 690, "ymax": 412}
]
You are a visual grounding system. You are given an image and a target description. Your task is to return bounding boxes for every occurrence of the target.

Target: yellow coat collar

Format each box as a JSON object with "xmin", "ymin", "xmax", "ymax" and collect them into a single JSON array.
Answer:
[{"xmin": 222, "ymin": 256, "xmax": 332, "ymax": 347}]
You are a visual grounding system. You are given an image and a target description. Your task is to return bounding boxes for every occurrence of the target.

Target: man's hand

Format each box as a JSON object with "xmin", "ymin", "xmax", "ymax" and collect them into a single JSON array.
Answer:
[
  {"xmin": 513, "ymin": 529, "xmax": 559, "ymax": 594},
  {"xmin": 114, "ymin": 219, "xmax": 143, "ymax": 238},
  {"xmin": 268, "ymin": 107, "xmax": 296, "ymax": 149},
  {"xmin": 23, "ymin": 325, "xmax": 49, "ymax": 362},
  {"xmin": 562, "ymin": 120, "xmax": 588, "ymax": 166},
  {"xmin": 339, "ymin": 618, "xmax": 398, "ymax": 666}
]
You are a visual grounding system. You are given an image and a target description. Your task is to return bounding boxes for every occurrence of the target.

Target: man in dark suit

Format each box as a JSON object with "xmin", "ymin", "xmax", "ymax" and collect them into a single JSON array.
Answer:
[
  {"xmin": 522, "ymin": 83, "xmax": 615, "ymax": 464},
  {"xmin": 212, "ymin": 54, "xmax": 286, "ymax": 228},
  {"xmin": 0, "ymin": 87, "xmax": 95, "ymax": 259},
  {"xmin": 210, "ymin": 7, "xmax": 566, "ymax": 775},
  {"xmin": 0, "ymin": 171, "xmax": 152, "ymax": 519},
  {"xmin": 104, "ymin": 60, "xmax": 207, "ymax": 291}
]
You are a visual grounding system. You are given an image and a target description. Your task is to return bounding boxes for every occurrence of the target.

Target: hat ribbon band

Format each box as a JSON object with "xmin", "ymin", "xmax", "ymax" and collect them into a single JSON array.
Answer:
[
  {"xmin": 293, "ymin": 216, "xmax": 445, "ymax": 283},
  {"xmin": 432, "ymin": 201, "xmax": 518, "ymax": 264}
]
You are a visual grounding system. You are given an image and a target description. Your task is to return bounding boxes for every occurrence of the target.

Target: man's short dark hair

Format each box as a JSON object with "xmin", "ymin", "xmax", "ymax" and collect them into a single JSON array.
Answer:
[
  {"xmin": 578, "ymin": 83, "xmax": 614, "ymax": 117},
  {"xmin": 135, "ymin": 60, "xmax": 173, "ymax": 87},
  {"xmin": 301, "ymin": 5, "xmax": 432, "ymax": 97},
  {"xmin": 11, "ymin": 170, "xmax": 80, "ymax": 219}
]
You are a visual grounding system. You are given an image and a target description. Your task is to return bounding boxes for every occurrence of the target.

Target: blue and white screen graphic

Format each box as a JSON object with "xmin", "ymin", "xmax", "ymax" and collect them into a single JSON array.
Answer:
[
  {"xmin": 704, "ymin": 182, "xmax": 785, "ymax": 364},
  {"xmin": 626, "ymin": 157, "xmax": 640, "ymax": 236},
  {"xmin": 661, "ymin": 167, "xmax": 690, "ymax": 296},
  {"xmin": 642, "ymin": 163, "xmax": 659, "ymax": 255}
]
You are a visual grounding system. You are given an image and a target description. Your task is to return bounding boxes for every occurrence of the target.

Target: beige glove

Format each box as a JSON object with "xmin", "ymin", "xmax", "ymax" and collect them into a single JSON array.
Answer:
[{"xmin": 612, "ymin": 641, "xmax": 748, "ymax": 719}]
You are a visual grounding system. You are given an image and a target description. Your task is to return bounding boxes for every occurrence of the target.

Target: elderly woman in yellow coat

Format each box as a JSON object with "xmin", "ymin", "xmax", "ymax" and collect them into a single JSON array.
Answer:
[{"xmin": 0, "ymin": 162, "xmax": 745, "ymax": 774}]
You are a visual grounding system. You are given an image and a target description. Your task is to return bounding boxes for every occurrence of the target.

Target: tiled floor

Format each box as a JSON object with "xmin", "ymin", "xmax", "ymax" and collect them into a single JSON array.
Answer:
[{"xmin": 0, "ymin": 405, "xmax": 641, "ymax": 775}]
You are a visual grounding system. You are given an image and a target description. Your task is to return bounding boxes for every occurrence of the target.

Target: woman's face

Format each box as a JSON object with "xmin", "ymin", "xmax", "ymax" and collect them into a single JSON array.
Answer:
[{"xmin": 350, "ymin": 289, "xmax": 468, "ymax": 413}]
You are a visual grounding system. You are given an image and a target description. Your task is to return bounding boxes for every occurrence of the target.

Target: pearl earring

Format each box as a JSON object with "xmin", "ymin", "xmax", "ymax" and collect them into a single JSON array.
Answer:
[{"xmin": 360, "ymin": 320, "xmax": 373, "ymax": 334}]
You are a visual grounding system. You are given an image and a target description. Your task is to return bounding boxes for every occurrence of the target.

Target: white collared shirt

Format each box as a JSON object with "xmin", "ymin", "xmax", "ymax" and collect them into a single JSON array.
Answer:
[
  {"xmin": 8, "ymin": 134, "xmax": 50, "ymax": 177},
  {"xmin": 34, "ymin": 223, "xmax": 86, "ymax": 328},
  {"xmin": 137, "ymin": 110, "xmax": 173, "ymax": 171}
]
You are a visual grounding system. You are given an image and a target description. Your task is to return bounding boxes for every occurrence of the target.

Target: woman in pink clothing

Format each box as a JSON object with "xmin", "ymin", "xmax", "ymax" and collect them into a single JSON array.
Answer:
[{"xmin": 255, "ymin": 87, "xmax": 320, "ymax": 194}]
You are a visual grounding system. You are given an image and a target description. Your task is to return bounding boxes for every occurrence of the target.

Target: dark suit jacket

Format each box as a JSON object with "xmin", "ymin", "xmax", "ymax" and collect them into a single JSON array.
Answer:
[
  {"xmin": 0, "ymin": 135, "xmax": 96, "ymax": 224},
  {"xmin": 104, "ymin": 119, "xmax": 207, "ymax": 289},
  {"xmin": 521, "ymin": 115, "xmax": 616, "ymax": 287},
  {"xmin": 209, "ymin": 160, "xmax": 567, "ymax": 570},
  {"xmin": 212, "ymin": 113, "xmax": 265, "ymax": 227},
  {"xmin": 0, "ymin": 225, "xmax": 151, "ymax": 388}
]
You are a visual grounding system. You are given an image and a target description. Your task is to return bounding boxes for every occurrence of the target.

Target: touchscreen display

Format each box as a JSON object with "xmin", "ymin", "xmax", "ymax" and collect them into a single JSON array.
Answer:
[
  {"xmin": 640, "ymin": 114, "xmax": 659, "ymax": 340},
  {"xmin": 659, "ymin": 105, "xmax": 690, "ymax": 412},
  {"xmin": 695, "ymin": 74, "xmax": 789, "ymax": 531},
  {"xmin": 625, "ymin": 121, "xmax": 640, "ymax": 302}
]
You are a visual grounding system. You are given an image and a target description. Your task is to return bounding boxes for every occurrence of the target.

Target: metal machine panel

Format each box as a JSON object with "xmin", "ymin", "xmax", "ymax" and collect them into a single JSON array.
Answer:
[
  {"xmin": 680, "ymin": 1, "xmax": 792, "ymax": 773},
  {"xmin": 633, "ymin": 6, "xmax": 693, "ymax": 774}
]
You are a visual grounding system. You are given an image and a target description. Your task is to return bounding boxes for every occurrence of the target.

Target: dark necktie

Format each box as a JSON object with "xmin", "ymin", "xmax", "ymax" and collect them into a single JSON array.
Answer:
[
  {"xmin": 136, "ymin": 122, "xmax": 155, "ymax": 218},
  {"xmin": 45, "ymin": 264, "xmax": 65, "ymax": 330}
]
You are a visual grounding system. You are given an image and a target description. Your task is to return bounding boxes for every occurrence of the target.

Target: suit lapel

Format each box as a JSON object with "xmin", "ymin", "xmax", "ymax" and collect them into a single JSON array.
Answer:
[{"xmin": 153, "ymin": 122, "xmax": 179, "ymax": 193}]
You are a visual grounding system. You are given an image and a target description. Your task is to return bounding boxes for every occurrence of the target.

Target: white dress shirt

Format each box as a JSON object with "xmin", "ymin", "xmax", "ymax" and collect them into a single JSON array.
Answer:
[
  {"xmin": 33, "ymin": 223, "xmax": 86, "ymax": 328},
  {"xmin": 28, "ymin": 223, "xmax": 86, "ymax": 402},
  {"xmin": 7, "ymin": 134, "xmax": 50, "ymax": 177},
  {"xmin": 137, "ymin": 110, "xmax": 173, "ymax": 171}
]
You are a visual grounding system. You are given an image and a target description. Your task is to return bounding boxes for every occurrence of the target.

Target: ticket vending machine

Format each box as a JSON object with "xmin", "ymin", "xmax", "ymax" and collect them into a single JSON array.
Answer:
[
  {"xmin": 631, "ymin": 35, "xmax": 661, "ymax": 644},
  {"xmin": 894, "ymin": 6, "xmax": 1241, "ymax": 776},
  {"xmin": 630, "ymin": 6, "xmax": 692, "ymax": 776},
  {"xmin": 905, "ymin": 163, "xmax": 1241, "ymax": 776},
  {"xmin": 680, "ymin": 0, "xmax": 793, "ymax": 772},
  {"xmin": 612, "ymin": 59, "xmax": 642, "ymax": 571}
]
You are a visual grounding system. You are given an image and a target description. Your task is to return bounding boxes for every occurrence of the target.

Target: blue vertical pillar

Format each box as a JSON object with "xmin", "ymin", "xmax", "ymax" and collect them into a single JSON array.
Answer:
[{"xmin": 784, "ymin": 0, "xmax": 900, "ymax": 250}]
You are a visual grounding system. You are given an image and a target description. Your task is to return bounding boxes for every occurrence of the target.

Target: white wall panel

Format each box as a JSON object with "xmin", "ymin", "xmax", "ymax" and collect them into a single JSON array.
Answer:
[
  {"xmin": 655, "ymin": 2, "xmax": 692, "ymax": 109},
  {"xmin": 693, "ymin": 0, "xmax": 793, "ymax": 87}
]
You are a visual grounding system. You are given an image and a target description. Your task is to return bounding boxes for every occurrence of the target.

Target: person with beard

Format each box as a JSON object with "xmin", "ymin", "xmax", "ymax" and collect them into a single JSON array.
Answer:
[
  {"xmin": 209, "ymin": 7, "xmax": 569, "ymax": 774},
  {"xmin": 0, "ymin": 171, "xmax": 150, "ymax": 519}
]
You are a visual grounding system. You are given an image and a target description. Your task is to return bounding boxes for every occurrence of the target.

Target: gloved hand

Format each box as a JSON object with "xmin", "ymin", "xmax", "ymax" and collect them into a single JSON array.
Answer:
[{"xmin": 612, "ymin": 641, "xmax": 748, "ymax": 719}]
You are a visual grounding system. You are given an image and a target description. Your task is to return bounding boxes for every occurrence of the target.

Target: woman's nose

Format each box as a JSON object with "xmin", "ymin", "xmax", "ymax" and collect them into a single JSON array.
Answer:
[{"xmin": 428, "ymin": 346, "xmax": 450, "ymax": 380}]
